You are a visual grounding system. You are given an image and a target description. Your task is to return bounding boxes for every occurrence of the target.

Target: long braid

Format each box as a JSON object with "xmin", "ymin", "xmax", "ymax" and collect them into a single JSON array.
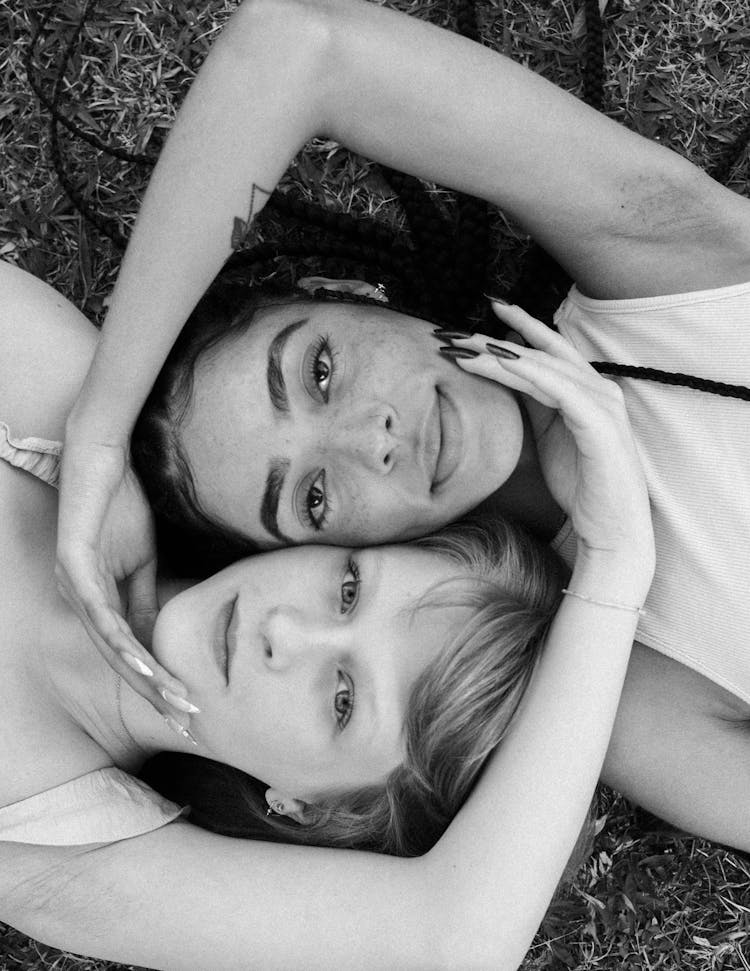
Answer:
[{"xmin": 593, "ymin": 364, "xmax": 750, "ymax": 402}]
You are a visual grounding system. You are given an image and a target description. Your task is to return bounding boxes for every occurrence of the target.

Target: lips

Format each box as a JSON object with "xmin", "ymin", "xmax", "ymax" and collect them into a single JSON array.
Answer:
[
  {"xmin": 431, "ymin": 390, "xmax": 461, "ymax": 491},
  {"xmin": 212, "ymin": 596, "xmax": 237, "ymax": 686},
  {"xmin": 225, "ymin": 596, "xmax": 239, "ymax": 684}
]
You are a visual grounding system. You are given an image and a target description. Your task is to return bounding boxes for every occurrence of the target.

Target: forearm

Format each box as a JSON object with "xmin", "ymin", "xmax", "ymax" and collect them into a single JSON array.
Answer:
[{"xmin": 420, "ymin": 550, "xmax": 652, "ymax": 970}]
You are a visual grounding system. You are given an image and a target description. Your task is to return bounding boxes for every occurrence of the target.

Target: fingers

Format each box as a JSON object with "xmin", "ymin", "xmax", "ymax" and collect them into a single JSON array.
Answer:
[
  {"xmin": 73, "ymin": 605, "xmax": 199, "ymax": 744},
  {"xmin": 55, "ymin": 558, "xmax": 198, "ymax": 719},
  {"xmin": 127, "ymin": 558, "xmax": 159, "ymax": 649},
  {"xmin": 437, "ymin": 300, "xmax": 621, "ymax": 408}
]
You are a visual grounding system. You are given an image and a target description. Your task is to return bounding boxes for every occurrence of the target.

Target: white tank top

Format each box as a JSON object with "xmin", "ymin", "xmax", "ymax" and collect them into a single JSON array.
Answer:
[{"xmin": 553, "ymin": 280, "xmax": 750, "ymax": 704}]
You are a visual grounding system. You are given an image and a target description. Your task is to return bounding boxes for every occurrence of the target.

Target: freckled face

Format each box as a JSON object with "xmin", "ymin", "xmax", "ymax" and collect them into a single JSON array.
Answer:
[
  {"xmin": 179, "ymin": 300, "xmax": 524, "ymax": 547},
  {"xmin": 151, "ymin": 545, "xmax": 471, "ymax": 800}
]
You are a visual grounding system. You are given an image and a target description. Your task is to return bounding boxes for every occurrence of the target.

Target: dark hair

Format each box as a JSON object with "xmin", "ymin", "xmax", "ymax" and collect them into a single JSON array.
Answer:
[{"xmin": 142, "ymin": 517, "xmax": 569, "ymax": 857}]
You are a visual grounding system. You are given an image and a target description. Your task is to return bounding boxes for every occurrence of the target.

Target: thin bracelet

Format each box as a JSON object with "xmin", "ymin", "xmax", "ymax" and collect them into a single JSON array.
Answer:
[{"xmin": 561, "ymin": 588, "xmax": 645, "ymax": 616}]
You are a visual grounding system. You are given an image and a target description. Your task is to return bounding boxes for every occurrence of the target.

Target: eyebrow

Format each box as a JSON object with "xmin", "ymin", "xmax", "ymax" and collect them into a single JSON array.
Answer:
[
  {"xmin": 266, "ymin": 316, "xmax": 309, "ymax": 415},
  {"xmin": 260, "ymin": 458, "xmax": 293, "ymax": 544},
  {"xmin": 260, "ymin": 316, "xmax": 310, "ymax": 543}
]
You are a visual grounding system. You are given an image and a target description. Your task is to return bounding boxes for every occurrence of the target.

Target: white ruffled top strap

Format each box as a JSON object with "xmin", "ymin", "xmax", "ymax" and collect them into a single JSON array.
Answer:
[
  {"xmin": 0, "ymin": 767, "xmax": 186, "ymax": 846},
  {"xmin": 0, "ymin": 420, "xmax": 62, "ymax": 488}
]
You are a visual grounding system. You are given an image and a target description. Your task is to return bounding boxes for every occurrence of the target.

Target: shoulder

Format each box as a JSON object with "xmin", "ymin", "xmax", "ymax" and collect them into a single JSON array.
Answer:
[{"xmin": 0, "ymin": 261, "xmax": 97, "ymax": 441}]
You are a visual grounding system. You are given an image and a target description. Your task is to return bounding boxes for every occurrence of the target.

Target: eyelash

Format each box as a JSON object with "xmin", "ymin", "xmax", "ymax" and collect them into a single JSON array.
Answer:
[
  {"xmin": 307, "ymin": 334, "xmax": 336, "ymax": 403},
  {"xmin": 303, "ymin": 469, "xmax": 330, "ymax": 531},
  {"xmin": 334, "ymin": 558, "xmax": 359, "ymax": 729},
  {"xmin": 340, "ymin": 556, "xmax": 361, "ymax": 614},
  {"xmin": 334, "ymin": 670, "xmax": 355, "ymax": 730},
  {"xmin": 301, "ymin": 335, "xmax": 336, "ymax": 531}
]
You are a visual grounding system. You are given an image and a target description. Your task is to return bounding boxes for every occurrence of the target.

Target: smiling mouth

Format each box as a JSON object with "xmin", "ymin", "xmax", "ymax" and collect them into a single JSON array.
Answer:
[
  {"xmin": 431, "ymin": 390, "xmax": 461, "ymax": 492},
  {"xmin": 213, "ymin": 596, "xmax": 237, "ymax": 686}
]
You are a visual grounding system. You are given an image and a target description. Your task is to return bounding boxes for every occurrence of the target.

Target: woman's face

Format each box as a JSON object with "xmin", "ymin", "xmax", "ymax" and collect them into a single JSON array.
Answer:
[
  {"xmin": 153, "ymin": 545, "xmax": 472, "ymax": 800},
  {"xmin": 179, "ymin": 300, "xmax": 524, "ymax": 547}
]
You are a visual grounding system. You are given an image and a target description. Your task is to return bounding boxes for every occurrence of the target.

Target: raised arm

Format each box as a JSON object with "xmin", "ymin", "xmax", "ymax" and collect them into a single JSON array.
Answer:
[{"xmin": 70, "ymin": 0, "xmax": 750, "ymax": 444}]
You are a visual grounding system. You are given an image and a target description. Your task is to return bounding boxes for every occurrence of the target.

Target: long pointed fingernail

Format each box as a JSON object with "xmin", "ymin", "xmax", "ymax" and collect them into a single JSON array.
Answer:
[
  {"xmin": 161, "ymin": 689, "xmax": 201, "ymax": 714},
  {"xmin": 485, "ymin": 342, "xmax": 520, "ymax": 360},
  {"xmin": 483, "ymin": 293, "xmax": 511, "ymax": 305},
  {"xmin": 433, "ymin": 327, "xmax": 474, "ymax": 340},
  {"xmin": 439, "ymin": 346, "xmax": 480, "ymax": 360},
  {"xmin": 164, "ymin": 715, "xmax": 199, "ymax": 746},
  {"xmin": 120, "ymin": 652, "xmax": 154, "ymax": 677}
]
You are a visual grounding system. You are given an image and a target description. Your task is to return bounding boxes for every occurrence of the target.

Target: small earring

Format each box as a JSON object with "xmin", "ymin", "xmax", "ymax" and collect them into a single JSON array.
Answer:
[
  {"xmin": 369, "ymin": 282, "xmax": 388, "ymax": 303},
  {"xmin": 266, "ymin": 800, "xmax": 285, "ymax": 816}
]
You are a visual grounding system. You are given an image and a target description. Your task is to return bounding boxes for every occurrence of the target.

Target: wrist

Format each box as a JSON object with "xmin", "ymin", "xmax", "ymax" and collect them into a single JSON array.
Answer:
[
  {"xmin": 570, "ymin": 545, "xmax": 655, "ymax": 607},
  {"xmin": 65, "ymin": 368, "xmax": 139, "ymax": 447}
]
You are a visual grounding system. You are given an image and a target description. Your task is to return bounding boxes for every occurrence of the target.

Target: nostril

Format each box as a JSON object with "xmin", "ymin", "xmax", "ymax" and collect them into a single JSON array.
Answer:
[
  {"xmin": 383, "ymin": 452, "xmax": 392, "ymax": 467},
  {"xmin": 263, "ymin": 638, "xmax": 272, "ymax": 659},
  {"xmin": 385, "ymin": 415, "xmax": 392, "ymax": 431}
]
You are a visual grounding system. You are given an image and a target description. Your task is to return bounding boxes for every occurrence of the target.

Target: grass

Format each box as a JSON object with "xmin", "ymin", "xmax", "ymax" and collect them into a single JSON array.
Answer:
[{"xmin": 1, "ymin": 0, "xmax": 750, "ymax": 968}]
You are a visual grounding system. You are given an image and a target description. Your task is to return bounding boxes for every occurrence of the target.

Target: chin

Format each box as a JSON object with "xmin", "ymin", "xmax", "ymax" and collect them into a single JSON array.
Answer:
[{"xmin": 150, "ymin": 596, "xmax": 188, "ymax": 672}]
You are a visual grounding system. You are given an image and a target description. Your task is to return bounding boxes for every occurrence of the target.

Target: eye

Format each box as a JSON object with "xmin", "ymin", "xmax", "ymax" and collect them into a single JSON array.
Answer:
[
  {"xmin": 306, "ymin": 335, "xmax": 335, "ymax": 403},
  {"xmin": 304, "ymin": 470, "xmax": 329, "ymax": 531},
  {"xmin": 340, "ymin": 557, "xmax": 361, "ymax": 614},
  {"xmin": 334, "ymin": 670, "xmax": 355, "ymax": 730}
]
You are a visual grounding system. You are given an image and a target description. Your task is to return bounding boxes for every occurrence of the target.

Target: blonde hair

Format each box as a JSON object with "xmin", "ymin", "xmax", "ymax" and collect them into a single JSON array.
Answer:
[{"xmin": 147, "ymin": 517, "xmax": 570, "ymax": 858}]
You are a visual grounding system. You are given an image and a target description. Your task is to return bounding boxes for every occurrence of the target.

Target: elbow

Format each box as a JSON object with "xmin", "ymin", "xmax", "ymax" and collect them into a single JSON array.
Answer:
[
  {"xmin": 228, "ymin": 0, "xmax": 334, "ymax": 63},
  {"xmin": 220, "ymin": 0, "xmax": 336, "ymax": 132}
]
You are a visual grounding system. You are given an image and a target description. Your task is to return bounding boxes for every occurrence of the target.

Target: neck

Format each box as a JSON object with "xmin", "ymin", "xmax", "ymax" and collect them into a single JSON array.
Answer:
[
  {"xmin": 477, "ymin": 406, "xmax": 564, "ymax": 541},
  {"xmin": 43, "ymin": 576, "xmax": 197, "ymax": 771}
]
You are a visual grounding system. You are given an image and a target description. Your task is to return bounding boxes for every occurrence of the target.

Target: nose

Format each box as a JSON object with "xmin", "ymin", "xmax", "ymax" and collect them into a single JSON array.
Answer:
[
  {"xmin": 335, "ymin": 410, "xmax": 397, "ymax": 475},
  {"xmin": 261, "ymin": 606, "xmax": 324, "ymax": 671}
]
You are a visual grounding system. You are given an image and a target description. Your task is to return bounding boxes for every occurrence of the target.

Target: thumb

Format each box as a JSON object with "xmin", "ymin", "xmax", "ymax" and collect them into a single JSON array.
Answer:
[{"xmin": 127, "ymin": 559, "xmax": 159, "ymax": 649}]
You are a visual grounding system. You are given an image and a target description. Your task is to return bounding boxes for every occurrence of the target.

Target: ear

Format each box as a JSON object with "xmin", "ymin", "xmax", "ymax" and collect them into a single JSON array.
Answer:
[
  {"xmin": 265, "ymin": 787, "xmax": 313, "ymax": 826},
  {"xmin": 296, "ymin": 275, "xmax": 389, "ymax": 303}
]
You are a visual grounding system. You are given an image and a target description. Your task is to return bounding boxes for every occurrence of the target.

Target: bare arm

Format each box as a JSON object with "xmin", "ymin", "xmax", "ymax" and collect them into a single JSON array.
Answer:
[
  {"xmin": 603, "ymin": 643, "xmax": 750, "ymax": 852},
  {"xmin": 71, "ymin": 0, "xmax": 750, "ymax": 441}
]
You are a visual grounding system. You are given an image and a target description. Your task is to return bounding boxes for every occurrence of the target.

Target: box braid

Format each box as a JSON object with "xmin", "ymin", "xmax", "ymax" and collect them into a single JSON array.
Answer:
[{"xmin": 25, "ymin": 0, "xmax": 750, "ymax": 402}]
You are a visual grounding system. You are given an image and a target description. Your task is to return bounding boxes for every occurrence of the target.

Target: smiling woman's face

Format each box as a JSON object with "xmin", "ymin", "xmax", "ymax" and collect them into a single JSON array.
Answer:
[
  {"xmin": 152, "ymin": 545, "xmax": 472, "ymax": 801},
  {"xmin": 178, "ymin": 300, "xmax": 524, "ymax": 547}
]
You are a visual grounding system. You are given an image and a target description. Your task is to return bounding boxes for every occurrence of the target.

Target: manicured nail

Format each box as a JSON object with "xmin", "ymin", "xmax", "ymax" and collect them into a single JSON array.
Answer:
[
  {"xmin": 433, "ymin": 327, "xmax": 474, "ymax": 340},
  {"xmin": 121, "ymin": 652, "xmax": 154, "ymax": 677},
  {"xmin": 161, "ymin": 689, "xmax": 201, "ymax": 714},
  {"xmin": 164, "ymin": 715, "xmax": 198, "ymax": 746},
  {"xmin": 485, "ymin": 342, "xmax": 520, "ymax": 360},
  {"xmin": 483, "ymin": 293, "xmax": 511, "ymax": 305},
  {"xmin": 439, "ymin": 346, "xmax": 480, "ymax": 360}
]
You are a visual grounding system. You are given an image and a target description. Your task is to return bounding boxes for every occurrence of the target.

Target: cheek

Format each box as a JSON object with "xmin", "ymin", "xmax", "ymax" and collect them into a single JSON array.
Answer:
[{"xmin": 151, "ymin": 597, "xmax": 200, "ymax": 671}]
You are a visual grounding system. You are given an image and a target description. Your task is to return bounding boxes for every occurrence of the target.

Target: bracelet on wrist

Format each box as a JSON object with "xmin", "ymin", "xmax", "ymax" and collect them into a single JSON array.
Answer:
[{"xmin": 561, "ymin": 588, "xmax": 645, "ymax": 616}]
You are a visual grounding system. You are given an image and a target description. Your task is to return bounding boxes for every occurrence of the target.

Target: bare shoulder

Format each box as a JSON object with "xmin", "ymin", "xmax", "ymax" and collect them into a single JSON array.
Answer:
[{"xmin": 0, "ymin": 261, "xmax": 97, "ymax": 441}]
